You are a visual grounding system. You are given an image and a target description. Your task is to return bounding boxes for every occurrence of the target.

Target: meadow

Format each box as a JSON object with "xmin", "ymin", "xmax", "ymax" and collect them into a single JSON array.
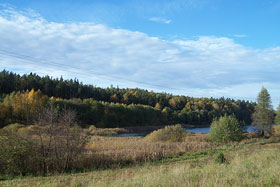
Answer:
[
  {"xmin": 0, "ymin": 124, "xmax": 217, "ymax": 173},
  {"xmin": 1, "ymin": 120, "xmax": 280, "ymax": 186},
  {"xmin": 1, "ymin": 135, "xmax": 280, "ymax": 187}
]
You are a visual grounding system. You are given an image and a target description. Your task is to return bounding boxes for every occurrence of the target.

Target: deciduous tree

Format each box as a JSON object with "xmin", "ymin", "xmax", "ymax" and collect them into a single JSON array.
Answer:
[{"xmin": 209, "ymin": 115, "xmax": 243, "ymax": 142}]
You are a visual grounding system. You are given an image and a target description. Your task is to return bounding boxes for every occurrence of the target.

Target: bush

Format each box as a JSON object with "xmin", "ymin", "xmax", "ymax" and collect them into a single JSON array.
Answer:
[
  {"xmin": 88, "ymin": 125, "xmax": 97, "ymax": 132},
  {"xmin": 145, "ymin": 124, "xmax": 188, "ymax": 142},
  {"xmin": 271, "ymin": 126, "xmax": 280, "ymax": 136},
  {"xmin": 0, "ymin": 106, "xmax": 90, "ymax": 177},
  {"xmin": 1, "ymin": 123, "xmax": 25, "ymax": 132},
  {"xmin": 209, "ymin": 115, "xmax": 243, "ymax": 142},
  {"xmin": 0, "ymin": 127, "xmax": 39, "ymax": 177},
  {"xmin": 215, "ymin": 152, "xmax": 226, "ymax": 164}
]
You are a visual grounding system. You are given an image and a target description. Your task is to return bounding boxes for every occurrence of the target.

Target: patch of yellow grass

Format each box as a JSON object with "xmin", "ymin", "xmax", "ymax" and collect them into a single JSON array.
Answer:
[
  {"xmin": 271, "ymin": 126, "xmax": 280, "ymax": 136},
  {"xmin": 88, "ymin": 125, "xmax": 128, "ymax": 136},
  {"xmin": 83, "ymin": 133, "xmax": 215, "ymax": 168},
  {"xmin": 2, "ymin": 143, "xmax": 280, "ymax": 187}
]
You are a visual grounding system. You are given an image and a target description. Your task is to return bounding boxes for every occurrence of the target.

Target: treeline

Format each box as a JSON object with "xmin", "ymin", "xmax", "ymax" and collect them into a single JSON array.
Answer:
[{"xmin": 0, "ymin": 70, "xmax": 256, "ymax": 127}]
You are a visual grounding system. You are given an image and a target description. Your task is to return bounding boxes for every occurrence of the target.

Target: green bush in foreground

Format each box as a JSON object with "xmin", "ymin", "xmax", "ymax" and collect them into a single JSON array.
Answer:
[
  {"xmin": 145, "ymin": 124, "xmax": 188, "ymax": 142},
  {"xmin": 209, "ymin": 115, "xmax": 243, "ymax": 142},
  {"xmin": 215, "ymin": 152, "xmax": 226, "ymax": 164},
  {"xmin": 0, "ymin": 127, "xmax": 38, "ymax": 177}
]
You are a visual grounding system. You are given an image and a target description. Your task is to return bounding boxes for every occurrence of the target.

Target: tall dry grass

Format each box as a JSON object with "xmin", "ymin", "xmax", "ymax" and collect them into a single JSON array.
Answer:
[
  {"xmin": 2, "ymin": 123, "xmax": 279, "ymax": 178},
  {"xmin": 271, "ymin": 126, "xmax": 280, "ymax": 136},
  {"xmin": 0, "ymin": 124, "xmax": 218, "ymax": 176},
  {"xmin": 83, "ymin": 133, "xmax": 216, "ymax": 169},
  {"xmin": 87, "ymin": 125, "xmax": 128, "ymax": 136},
  {"xmin": 2, "ymin": 143, "xmax": 280, "ymax": 187}
]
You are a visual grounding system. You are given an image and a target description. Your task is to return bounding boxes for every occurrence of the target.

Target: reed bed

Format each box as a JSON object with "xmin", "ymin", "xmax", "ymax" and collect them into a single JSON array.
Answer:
[{"xmin": 82, "ymin": 133, "xmax": 218, "ymax": 169}]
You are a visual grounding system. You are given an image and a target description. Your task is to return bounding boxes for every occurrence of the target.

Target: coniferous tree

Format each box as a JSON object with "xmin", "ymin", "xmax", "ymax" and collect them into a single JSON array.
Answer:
[
  {"xmin": 252, "ymin": 87, "xmax": 274, "ymax": 135},
  {"xmin": 0, "ymin": 70, "xmax": 256, "ymax": 126}
]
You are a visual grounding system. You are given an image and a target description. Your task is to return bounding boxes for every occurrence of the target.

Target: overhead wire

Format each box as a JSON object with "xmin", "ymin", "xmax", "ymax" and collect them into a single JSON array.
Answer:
[
  {"xmin": 0, "ymin": 49, "xmax": 278, "ymax": 102},
  {"xmin": 0, "ymin": 49, "xmax": 188, "ymax": 92}
]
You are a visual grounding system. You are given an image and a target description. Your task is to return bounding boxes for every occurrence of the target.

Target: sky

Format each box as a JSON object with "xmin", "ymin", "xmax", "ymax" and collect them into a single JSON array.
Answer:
[{"xmin": 0, "ymin": 0, "xmax": 280, "ymax": 106}]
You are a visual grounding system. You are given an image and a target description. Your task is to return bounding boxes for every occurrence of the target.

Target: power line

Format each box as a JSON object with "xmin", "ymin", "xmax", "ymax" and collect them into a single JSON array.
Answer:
[
  {"xmin": 0, "ymin": 49, "xmax": 186, "ymax": 92},
  {"xmin": 0, "ymin": 49, "xmax": 277, "ymax": 102}
]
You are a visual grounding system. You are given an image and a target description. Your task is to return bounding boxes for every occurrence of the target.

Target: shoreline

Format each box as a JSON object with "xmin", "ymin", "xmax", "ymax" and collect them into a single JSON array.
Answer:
[{"xmin": 123, "ymin": 124, "xmax": 210, "ymax": 133}]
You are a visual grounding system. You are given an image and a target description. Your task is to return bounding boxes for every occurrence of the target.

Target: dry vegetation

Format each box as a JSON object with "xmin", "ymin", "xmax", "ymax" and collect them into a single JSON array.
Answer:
[
  {"xmin": 2, "ymin": 117, "xmax": 280, "ymax": 187},
  {"xmin": 0, "ymin": 123, "xmax": 218, "ymax": 176},
  {"xmin": 271, "ymin": 126, "xmax": 280, "ymax": 136},
  {"xmin": 87, "ymin": 125, "xmax": 128, "ymax": 136},
  {"xmin": 85, "ymin": 132, "xmax": 216, "ymax": 168},
  {"xmin": 1, "ymin": 141, "xmax": 280, "ymax": 187}
]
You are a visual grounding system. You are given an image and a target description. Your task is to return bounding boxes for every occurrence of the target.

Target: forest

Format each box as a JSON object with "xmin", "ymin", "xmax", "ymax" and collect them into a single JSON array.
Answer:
[{"xmin": 0, "ymin": 70, "xmax": 255, "ymax": 128}]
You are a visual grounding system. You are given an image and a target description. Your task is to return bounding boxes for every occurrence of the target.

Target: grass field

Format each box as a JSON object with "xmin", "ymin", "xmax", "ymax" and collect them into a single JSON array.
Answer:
[
  {"xmin": 84, "ymin": 132, "xmax": 216, "ymax": 168},
  {"xmin": 1, "ymin": 137, "xmax": 280, "ymax": 187}
]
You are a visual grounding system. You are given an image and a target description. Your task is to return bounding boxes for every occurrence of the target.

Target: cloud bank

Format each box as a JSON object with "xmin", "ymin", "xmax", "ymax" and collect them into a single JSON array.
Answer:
[{"xmin": 0, "ymin": 8, "xmax": 280, "ymax": 104}]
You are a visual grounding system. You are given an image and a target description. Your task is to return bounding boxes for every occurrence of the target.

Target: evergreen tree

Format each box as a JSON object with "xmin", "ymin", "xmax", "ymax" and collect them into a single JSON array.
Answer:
[
  {"xmin": 275, "ymin": 104, "xmax": 280, "ymax": 125},
  {"xmin": 252, "ymin": 87, "xmax": 274, "ymax": 134},
  {"xmin": 0, "ymin": 70, "xmax": 256, "ymax": 126}
]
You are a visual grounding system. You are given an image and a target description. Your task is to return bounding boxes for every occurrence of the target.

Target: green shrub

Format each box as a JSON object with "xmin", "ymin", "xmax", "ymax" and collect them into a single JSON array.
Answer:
[
  {"xmin": 145, "ymin": 124, "xmax": 188, "ymax": 142},
  {"xmin": 209, "ymin": 115, "xmax": 243, "ymax": 142},
  {"xmin": 0, "ymin": 128, "xmax": 39, "ymax": 176},
  {"xmin": 215, "ymin": 152, "xmax": 226, "ymax": 164},
  {"xmin": 0, "ymin": 106, "xmax": 90, "ymax": 177}
]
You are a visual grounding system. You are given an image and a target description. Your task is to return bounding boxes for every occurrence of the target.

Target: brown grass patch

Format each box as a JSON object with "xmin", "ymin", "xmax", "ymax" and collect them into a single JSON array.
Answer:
[{"xmin": 83, "ymin": 133, "xmax": 217, "ymax": 169}]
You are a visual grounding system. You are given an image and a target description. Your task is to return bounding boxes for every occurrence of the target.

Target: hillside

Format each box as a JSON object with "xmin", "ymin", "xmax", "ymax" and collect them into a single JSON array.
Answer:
[{"xmin": 0, "ymin": 70, "xmax": 255, "ymax": 127}]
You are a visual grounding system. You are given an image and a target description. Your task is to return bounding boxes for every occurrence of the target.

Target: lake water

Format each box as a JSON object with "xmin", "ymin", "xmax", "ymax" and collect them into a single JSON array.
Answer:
[
  {"xmin": 116, "ymin": 125, "xmax": 259, "ymax": 137},
  {"xmin": 184, "ymin": 125, "xmax": 259, "ymax": 134}
]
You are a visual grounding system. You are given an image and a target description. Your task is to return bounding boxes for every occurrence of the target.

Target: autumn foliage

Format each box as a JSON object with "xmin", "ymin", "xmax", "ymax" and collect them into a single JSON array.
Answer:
[{"xmin": 0, "ymin": 89, "xmax": 48, "ymax": 126}]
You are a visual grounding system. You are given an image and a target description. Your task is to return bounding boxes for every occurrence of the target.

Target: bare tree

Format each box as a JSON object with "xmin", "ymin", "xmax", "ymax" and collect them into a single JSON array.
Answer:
[{"xmin": 34, "ymin": 103, "xmax": 89, "ymax": 174}]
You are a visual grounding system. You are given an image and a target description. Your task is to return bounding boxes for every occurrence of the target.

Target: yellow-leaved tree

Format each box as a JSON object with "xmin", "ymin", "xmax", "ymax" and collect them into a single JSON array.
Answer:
[{"xmin": 0, "ymin": 89, "xmax": 48, "ymax": 124}]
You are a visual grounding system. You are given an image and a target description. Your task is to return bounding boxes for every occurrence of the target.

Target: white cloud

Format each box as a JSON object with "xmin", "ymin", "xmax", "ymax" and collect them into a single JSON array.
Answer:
[
  {"xmin": 233, "ymin": 34, "xmax": 247, "ymax": 38},
  {"xmin": 0, "ymin": 9, "xmax": 280, "ymax": 106},
  {"xmin": 149, "ymin": 17, "xmax": 171, "ymax": 24}
]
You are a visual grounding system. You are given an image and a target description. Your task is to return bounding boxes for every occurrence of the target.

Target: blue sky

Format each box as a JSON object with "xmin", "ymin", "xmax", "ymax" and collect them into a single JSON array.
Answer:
[
  {"xmin": 3, "ymin": 0, "xmax": 280, "ymax": 48},
  {"xmin": 0, "ymin": 0, "xmax": 280, "ymax": 106}
]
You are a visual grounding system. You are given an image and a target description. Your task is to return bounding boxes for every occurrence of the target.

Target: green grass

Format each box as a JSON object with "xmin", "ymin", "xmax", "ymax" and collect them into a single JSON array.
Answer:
[{"xmin": 1, "ymin": 141, "xmax": 280, "ymax": 187}]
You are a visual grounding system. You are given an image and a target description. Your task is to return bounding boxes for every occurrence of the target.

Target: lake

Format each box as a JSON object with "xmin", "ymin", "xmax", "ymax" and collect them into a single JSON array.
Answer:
[
  {"xmin": 116, "ymin": 125, "xmax": 259, "ymax": 137},
  {"xmin": 184, "ymin": 125, "xmax": 259, "ymax": 134}
]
